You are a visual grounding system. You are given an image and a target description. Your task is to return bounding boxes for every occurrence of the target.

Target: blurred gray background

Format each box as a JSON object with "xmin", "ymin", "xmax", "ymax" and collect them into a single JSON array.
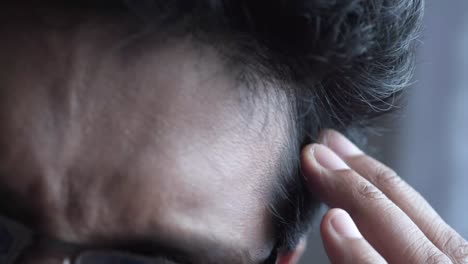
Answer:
[{"xmin": 300, "ymin": 1, "xmax": 468, "ymax": 263}]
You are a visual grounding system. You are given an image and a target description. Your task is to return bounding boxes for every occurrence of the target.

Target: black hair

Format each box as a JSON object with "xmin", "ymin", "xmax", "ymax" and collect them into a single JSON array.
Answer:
[
  {"xmin": 6, "ymin": 0, "xmax": 424, "ymax": 261},
  {"xmin": 111, "ymin": 0, "xmax": 423, "ymax": 256}
]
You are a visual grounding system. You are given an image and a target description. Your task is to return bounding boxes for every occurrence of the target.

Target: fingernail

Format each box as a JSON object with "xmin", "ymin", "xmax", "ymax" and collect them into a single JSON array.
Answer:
[
  {"xmin": 323, "ymin": 130, "xmax": 363, "ymax": 157},
  {"xmin": 312, "ymin": 144, "xmax": 349, "ymax": 170},
  {"xmin": 330, "ymin": 210, "xmax": 362, "ymax": 239}
]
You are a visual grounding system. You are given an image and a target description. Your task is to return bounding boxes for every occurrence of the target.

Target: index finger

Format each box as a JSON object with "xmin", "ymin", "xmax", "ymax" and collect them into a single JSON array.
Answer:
[{"xmin": 301, "ymin": 144, "xmax": 451, "ymax": 264}]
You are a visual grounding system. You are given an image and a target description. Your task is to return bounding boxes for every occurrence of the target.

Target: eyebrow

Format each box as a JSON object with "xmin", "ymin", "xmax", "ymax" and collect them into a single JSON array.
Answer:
[
  {"xmin": 0, "ymin": 186, "xmax": 258, "ymax": 263},
  {"xmin": 84, "ymin": 235, "xmax": 254, "ymax": 264}
]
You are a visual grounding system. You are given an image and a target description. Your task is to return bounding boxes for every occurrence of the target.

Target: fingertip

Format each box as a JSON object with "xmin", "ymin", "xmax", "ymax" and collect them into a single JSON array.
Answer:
[
  {"xmin": 329, "ymin": 209, "xmax": 362, "ymax": 239},
  {"xmin": 301, "ymin": 144, "xmax": 321, "ymax": 174},
  {"xmin": 313, "ymin": 145, "xmax": 350, "ymax": 171},
  {"xmin": 320, "ymin": 208, "xmax": 334, "ymax": 237},
  {"xmin": 321, "ymin": 209, "xmax": 386, "ymax": 264},
  {"xmin": 320, "ymin": 209, "xmax": 345, "ymax": 263},
  {"xmin": 301, "ymin": 144, "xmax": 317, "ymax": 162},
  {"xmin": 302, "ymin": 144, "xmax": 350, "ymax": 171},
  {"xmin": 321, "ymin": 209, "xmax": 363, "ymax": 241},
  {"xmin": 320, "ymin": 208, "xmax": 342, "ymax": 237},
  {"xmin": 301, "ymin": 144, "xmax": 323, "ymax": 187},
  {"xmin": 319, "ymin": 130, "xmax": 363, "ymax": 158},
  {"xmin": 301, "ymin": 144, "xmax": 350, "ymax": 196}
]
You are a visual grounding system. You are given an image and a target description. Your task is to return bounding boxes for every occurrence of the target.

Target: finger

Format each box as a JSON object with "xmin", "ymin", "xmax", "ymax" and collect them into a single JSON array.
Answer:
[
  {"xmin": 321, "ymin": 130, "xmax": 468, "ymax": 264},
  {"xmin": 301, "ymin": 144, "xmax": 452, "ymax": 264},
  {"xmin": 321, "ymin": 208, "xmax": 387, "ymax": 264}
]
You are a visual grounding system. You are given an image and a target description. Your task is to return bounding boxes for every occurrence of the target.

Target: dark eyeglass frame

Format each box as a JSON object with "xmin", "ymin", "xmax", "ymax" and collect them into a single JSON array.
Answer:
[
  {"xmin": 1, "ymin": 214, "xmax": 279, "ymax": 264},
  {"xmin": 0, "ymin": 214, "xmax": 183, "ymax": 264}
]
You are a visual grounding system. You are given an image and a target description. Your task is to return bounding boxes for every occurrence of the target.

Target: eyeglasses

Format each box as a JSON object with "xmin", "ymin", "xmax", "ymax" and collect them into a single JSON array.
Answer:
[
  {"xmin": 1, "ymin": 214, "xmax": 279, "ymax": 264},
  {"xmin": 0, "ymin": 215, "xmax": 180, "ymax": 264}
]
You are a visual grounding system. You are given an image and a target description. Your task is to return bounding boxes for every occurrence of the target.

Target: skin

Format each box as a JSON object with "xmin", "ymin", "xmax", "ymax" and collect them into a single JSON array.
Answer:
[
  {"xmin": 0, "ymin": 15, "xmax": 292, "ymax": 263},
  {"xmin": 298, "ymin": 130, "xmax": 468, "ymax": 264},
  {"xmin": 2, "ymin": 8, "xmax": 464, "ymax": 264}
]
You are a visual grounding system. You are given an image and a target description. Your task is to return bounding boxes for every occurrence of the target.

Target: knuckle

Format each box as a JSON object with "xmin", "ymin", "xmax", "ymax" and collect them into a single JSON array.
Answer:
[
  {"xmin": 356, "ymin": 181, "xmax": 386, "ymax": 201},
  {"xmin": 425, "ymin": 252, "xmax": 453, "ymax": 264},
  {"xmin": 405, "ymin": 235, "xmax": 452, "ymax": 264},
  {"xmin": 450, "ymin": 241, "xmax": 468, "ymax": 264},
  {"xmin": 433, "ymin": 224, "xmax": 454, "ymax": 247},
  {"xmin": 373, "ymin": 165, "xmax": 405, "ymax": 190},
  {"xmin": 440, "ymin": 230, "xmax": 468, "ymax": 263}
]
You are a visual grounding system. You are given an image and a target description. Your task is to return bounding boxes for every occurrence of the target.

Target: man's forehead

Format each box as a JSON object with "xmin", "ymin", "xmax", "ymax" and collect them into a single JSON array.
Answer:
[{"xmin": 0, "ymin": 21, "xmax": 290, "ymax": 261}]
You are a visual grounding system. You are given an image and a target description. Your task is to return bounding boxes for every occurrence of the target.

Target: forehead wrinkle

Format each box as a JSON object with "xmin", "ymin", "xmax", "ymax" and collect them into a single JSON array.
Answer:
[
  {"xmin": 126, "ymin": 38, "xmax": 290, "ymax": 174},
  {"xmin": 111, "ymin": 40, "xmax": 285, "ymax": 255},
  {"xmin": 0, "ymin": 24, "xmax": 289, "ymax": 260}
]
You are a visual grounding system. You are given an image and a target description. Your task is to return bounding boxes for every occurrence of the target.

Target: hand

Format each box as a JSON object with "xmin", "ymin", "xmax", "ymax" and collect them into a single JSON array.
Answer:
[{"xmin": 301, "ymin": 130, "xmax": 468, "ymax": 264}]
